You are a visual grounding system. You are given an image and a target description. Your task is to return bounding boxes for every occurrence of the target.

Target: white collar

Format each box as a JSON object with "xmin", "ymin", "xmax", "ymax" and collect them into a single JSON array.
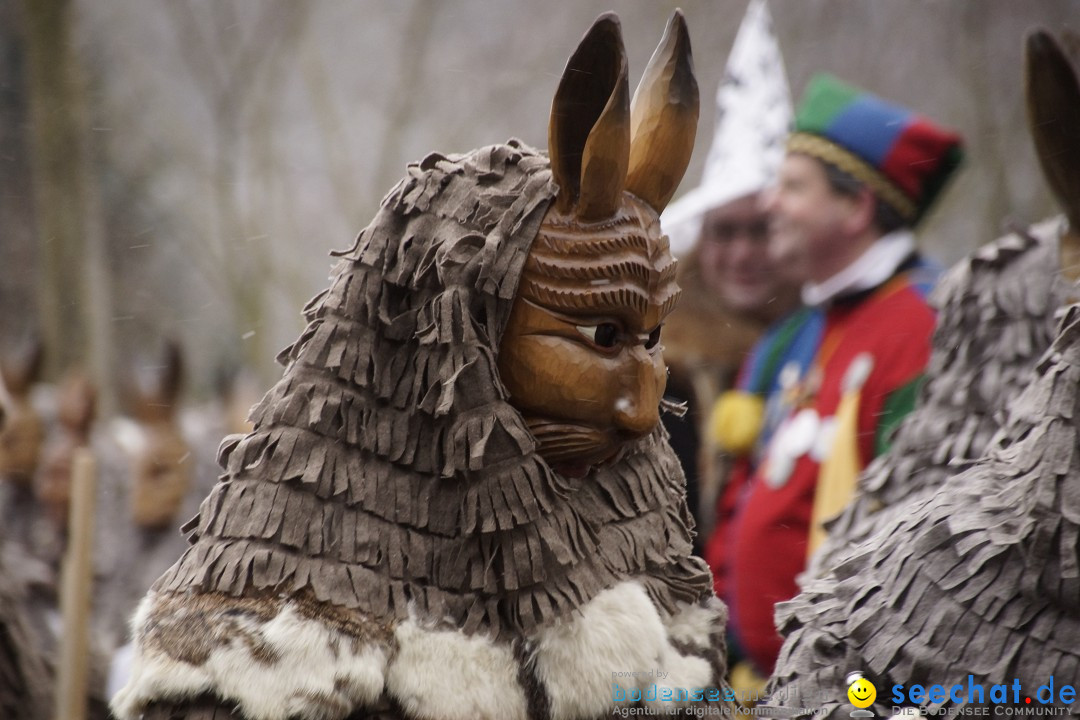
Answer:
[{"xmin": 801, "ymin": 230, "xmax": 916, "ymax": 307}]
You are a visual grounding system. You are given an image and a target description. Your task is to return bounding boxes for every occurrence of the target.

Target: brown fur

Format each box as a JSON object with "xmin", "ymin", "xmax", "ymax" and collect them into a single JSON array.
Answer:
[{"xmin": 141, "ymin": 591, "xmax": 395, "ymax": 667}]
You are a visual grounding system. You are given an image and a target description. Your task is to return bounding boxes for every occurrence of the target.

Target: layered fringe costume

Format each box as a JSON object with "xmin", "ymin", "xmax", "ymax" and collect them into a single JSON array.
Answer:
[
  {"xmin": 112, "ymin": 142, "xmax": 730, "ymax": 720},
  {"xmin": 771, "ymin": 30, "xmax": 1080, "ymax": 716},
  {"xmin": 765, "ymin": 302, "xmax": 1080, "ymax": 717},
  {"xmin": 807, "ymin": 217, "xmax": 1069, "ymax": 578},
  {"xmin": 0, "ymin": 547, "xmax": 50, "ymax": 720}
]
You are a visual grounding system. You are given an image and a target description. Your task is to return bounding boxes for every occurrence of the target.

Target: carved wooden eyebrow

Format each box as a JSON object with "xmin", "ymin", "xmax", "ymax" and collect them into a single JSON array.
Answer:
[{"xmin": 517, "ymin": 208, "xmax": 680, "ymax": 322}]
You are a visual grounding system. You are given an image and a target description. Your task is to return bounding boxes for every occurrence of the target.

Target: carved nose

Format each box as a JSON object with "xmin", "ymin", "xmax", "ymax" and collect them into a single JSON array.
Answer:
[
  {"xmin": 614, "ymin": 396, "xmax": 658, "ymax": 438},
  {"xmin": 613, "ymin": 350, "xmax": 660, "ymax": 438}
]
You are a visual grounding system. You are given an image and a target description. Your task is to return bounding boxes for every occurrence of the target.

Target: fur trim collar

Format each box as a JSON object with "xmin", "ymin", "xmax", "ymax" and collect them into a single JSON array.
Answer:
[{"xmin": 112, "ymin": 582, "xmax": 729, "ymax": 720}]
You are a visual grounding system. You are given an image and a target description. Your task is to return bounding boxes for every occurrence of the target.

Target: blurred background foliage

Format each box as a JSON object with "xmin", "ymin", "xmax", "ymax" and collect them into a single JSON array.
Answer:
[{"xmin": 0, "ymin": 0, "xmax": 1073, "ymax": 411}]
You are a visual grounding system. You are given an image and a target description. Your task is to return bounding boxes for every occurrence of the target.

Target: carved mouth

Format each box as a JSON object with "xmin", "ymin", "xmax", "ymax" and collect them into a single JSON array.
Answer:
[{"xmin": 524, "ymin": 419, "xmax": 620, "ymax": 477}]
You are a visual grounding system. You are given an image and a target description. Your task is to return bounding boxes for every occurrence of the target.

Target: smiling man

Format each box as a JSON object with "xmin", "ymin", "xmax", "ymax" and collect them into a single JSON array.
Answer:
[{"xmin": 715, "ymin": 74, "xmax": 964, "ymax": 676}]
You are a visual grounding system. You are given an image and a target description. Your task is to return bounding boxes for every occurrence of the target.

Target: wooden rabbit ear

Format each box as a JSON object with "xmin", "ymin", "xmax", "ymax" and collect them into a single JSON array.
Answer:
[
  {"xmin": 1059, "ymin": 29, "xmax": 1080, "ymax": 67},
  {"xmin": 132, "ymin": 340, "xmax": 184, "ymax": 419},
  {"xmin": 0, "ymin": 334, "xmax": 44, "ymax": 398},
  {"xmin": 158, "ymin": 339, "xmax": 185, "ymax": 408},
  {"xmin": 1026, "ymin": 28, "xmax": 1080, "ymax": 229},
  {"xmin": 626, "ymin": 9, "xmax": 699, "ymax": 214},
  {"xmin": 549, "ymin": 13, "xmax": 630, "ymax": 219}
]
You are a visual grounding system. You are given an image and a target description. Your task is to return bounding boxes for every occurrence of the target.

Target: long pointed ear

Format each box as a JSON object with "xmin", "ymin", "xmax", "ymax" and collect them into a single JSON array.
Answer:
[
  {"xmin": 132, "ymin": 339, "xmax": 184, "ymax": 421},
  {"xmin": 158, "ymin": 339, "xmax": 185, "ymax": 409},
  {"xmin": 549, "ymin": 13, "xmax": 630, "ymax": 219},
  {"xmin": 1026, "ymin": 28, "xmax": 1080, "ymax": 230},
  {"xmin": 1059, "ymin": 29, "xmax": 1080, "ymax": 68},
  {"xmin": 626, "ymin": 10, "xmax": 699, "ymax": 214},
  {"xmin": 0, "ymin": 334, "xmax": 44, "ymax": 398}
]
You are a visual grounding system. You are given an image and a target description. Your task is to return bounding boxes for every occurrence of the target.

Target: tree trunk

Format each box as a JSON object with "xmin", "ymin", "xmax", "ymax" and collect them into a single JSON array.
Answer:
[{"xmin": 20, "ymin": 0, "xmax": 113, "ymax": 408}]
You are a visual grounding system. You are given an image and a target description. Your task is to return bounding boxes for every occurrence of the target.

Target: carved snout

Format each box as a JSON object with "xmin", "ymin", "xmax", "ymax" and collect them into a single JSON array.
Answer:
[{"xmin": 613, "ymin": 346, "xmax": 663, "ymax": 439}]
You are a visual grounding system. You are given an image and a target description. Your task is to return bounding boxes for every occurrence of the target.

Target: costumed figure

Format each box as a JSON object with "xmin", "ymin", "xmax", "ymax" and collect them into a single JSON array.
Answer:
[
  {"xmin": 0, "ymin": 336, "xmax": 48, "ymax": 557},
  {"xmin": 112, "ymin": 12, "xmax": 736, "ymax": 720},
  {"xmin": 0, "ymin": 336, "xmax": 45, "ymax": 488},
  {"xmin": 705, "ymin": 72, "xmax": 964, "ymax": 678},
  {"xmin": 101, "ymin": 341, "xmax": 224, "ymax": 693},
  {"xmin": 806, "ymin": 28, "xmax": 1080, "ymax": 579},
  {"xmin": 765, "ymin": 28, "xmax": 1080, "ymax": 717},
  {"xmin": 658, "ymin": 0, "xmax": 799, "ymax": 554},
  {"xmin": 0, "ymin": 542, "xmax": 50, "ymax": 720},
  {"xmin": 0, "ymin": 400, "xmax": 51, "ymax": 720},
  {"xmin": 37, "ymin": 371, "xmax": 97, "ymax": 532},
  {"xmin": 0, "ymin": 362, "xmax": 127, "ymax": 719}
]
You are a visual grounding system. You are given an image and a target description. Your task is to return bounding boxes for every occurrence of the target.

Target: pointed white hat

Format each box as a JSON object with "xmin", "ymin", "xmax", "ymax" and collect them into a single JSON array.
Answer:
[{"xmin": 661, "ymin": 0, "xmax": 792, "ymax": 257}]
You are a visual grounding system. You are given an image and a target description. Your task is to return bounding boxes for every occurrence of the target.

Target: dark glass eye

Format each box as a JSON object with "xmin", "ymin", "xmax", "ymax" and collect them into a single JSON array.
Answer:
[
  {"xmin": 594, "ymin": 323, "xmax": 619, "ymax": 348},
  {"xmin": 576, "ymin": 323, "xmax": 620, "ymax": 348},
  {"xmin": 645, "ymin": 326, "xmax": 662, "ymax": 350}
]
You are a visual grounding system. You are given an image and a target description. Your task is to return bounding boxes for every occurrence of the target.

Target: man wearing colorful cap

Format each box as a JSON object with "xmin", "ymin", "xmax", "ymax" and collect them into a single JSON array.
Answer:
[{"xmin": 710, "ymin": 73, "xmax": 963, "ymax": 677}]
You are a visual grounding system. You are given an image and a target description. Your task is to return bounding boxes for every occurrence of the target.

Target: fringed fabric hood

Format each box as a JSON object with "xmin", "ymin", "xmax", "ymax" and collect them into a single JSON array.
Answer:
[{"xmin": 113, "ymin": 142, "xmax": 727, "ymax": 720}]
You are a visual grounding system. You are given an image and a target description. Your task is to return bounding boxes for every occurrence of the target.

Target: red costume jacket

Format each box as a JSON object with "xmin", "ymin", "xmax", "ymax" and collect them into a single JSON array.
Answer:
[{"xmin": 706, "ymin": 257, "xmax": 937, "ymax": 675}]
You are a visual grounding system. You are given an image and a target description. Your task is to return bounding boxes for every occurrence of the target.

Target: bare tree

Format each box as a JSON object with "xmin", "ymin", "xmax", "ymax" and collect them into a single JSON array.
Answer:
[
  {"xmin": 19, "ymin": 0, "xmax": 114, "ymax": 407},
  {"xmin": 160, "ymin": 0, "xmax": 309, "ymax": 376}
]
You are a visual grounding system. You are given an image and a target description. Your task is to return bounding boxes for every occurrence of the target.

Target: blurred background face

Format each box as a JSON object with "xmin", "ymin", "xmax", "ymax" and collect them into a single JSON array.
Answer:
[
  {"xmin": 764, "ymin": 153, "xmax": 860, "ymax": 283},
  {"xmin": 697, "ymin": 191, "xmax": 800, "ymax": 315}
]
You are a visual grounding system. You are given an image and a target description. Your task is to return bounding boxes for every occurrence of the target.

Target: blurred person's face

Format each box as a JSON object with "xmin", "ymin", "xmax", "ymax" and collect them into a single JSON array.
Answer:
[
  {"xmin": 696, "ymin": 192, "xmax": 787, "ymax": 314},
  {"xmin": 763, "ymin": 153, "xmax": 868, "ymax": 284}
]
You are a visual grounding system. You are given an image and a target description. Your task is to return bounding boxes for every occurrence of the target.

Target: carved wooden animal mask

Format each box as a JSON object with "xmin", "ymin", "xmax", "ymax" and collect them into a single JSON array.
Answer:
[
  {"xmin": 36, "ymin": 371, "xmax": 96, "ymax": 528},
  {"xmin": 0, "ymin": 337, "xmax": 45, "ymax": 486},
  {"xmin": 128, "ymin": 341, "xmax": 192, "ymax": 530},
  {"xmin": 1026, "ymin": 29, "xmax": 1080, "ymax": 279},
  {"xmin": 499, "ymin": 12, "xmax": 698, "ymax": 478}
]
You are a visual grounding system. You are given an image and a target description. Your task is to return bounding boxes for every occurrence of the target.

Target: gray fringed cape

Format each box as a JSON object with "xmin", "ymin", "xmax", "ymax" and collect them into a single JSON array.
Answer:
[
  {"xmin": 0, "ymin": 548, "xmax": 50, "ymax": 720},
  {"xmin": 113, "ymin": 141, "xmax": 730, "ymax": 720},
  {"xmin": 807, "ymin": 218, "xmax": 1068, "ymax": 577},
  {"xmin": 769, "ymin": 224, "xmax": 1080, "ymax": 717}
]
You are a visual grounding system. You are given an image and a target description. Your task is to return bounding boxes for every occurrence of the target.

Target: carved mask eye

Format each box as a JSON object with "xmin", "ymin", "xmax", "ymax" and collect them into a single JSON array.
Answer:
[
  {"xmin": 644, "ymin": 325, "xmax": 662, "ymax": 350},
  {"xmin": 576, "ymin": 322, "xmax": 620, "ymax": 348}
]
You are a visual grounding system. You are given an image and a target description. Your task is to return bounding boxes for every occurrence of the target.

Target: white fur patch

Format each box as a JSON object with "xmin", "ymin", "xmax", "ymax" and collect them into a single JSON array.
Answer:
[
  {"xmin": 110, "ymin": 595, "xmax": 387, "ymax": 720},
  {"xmin": 386, "ymin": 619, "xmax": 529, "ymax": 720},
  {"xmin": 645, "ymin": 646, "xmax": 714, "ymax": 714},
  {"xmin": 663, "ymin": 596, "xmax": 724, "ymax": 650},
  {"xmin": 532, "ymin": 581, "xmax": 717, "ymax": 720},
  {"xmin": 111, "ymin": 586, "xmax": 722, "ymax": 720}
]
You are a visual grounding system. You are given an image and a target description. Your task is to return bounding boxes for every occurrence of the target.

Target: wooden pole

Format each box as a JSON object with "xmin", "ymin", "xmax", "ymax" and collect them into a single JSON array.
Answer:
[{"xmin": 55, "ymin": 448, "xmax": 96, "ymax": 720}]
